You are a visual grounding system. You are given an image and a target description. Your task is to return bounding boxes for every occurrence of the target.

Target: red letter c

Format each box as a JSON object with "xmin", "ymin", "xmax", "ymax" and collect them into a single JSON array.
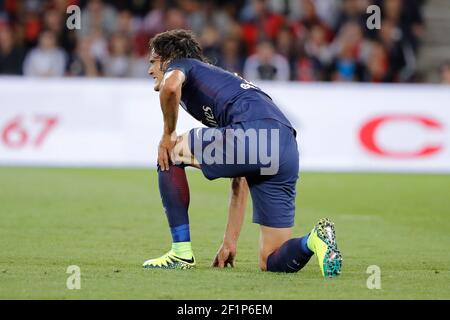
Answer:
[{"xmin": 359, "ymin": 115, "xmax": 443, "ymax": 158}]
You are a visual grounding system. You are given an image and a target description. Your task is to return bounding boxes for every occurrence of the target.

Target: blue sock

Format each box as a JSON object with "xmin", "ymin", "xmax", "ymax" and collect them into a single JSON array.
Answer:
[
  {"xmin": 266, "ymin": 234, "xmax": 313, "ymax": 273},
  {"xmin": 171, "ymin": 224, "xmax": 190, "ymax": 243},
  {"xmin": 158, "ymin": 164, "xmax": 191, "ymax": 243}
]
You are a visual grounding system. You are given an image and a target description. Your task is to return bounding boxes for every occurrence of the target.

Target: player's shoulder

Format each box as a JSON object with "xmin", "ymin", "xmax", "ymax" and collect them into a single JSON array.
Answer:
[
  {"xmin": 165, "ymin": 58, "xmax": 191, "ymax": 74},
  {"xmin": 167, "ymin": 58, "xmax": 204, "ymax": 69},
  {"xmin": 166, "ymin": 58, "xmax": 209, "ymax": 77},
  {"xmin": 167, "ymin": 58, "xmax": 230, "ymax": 81}
]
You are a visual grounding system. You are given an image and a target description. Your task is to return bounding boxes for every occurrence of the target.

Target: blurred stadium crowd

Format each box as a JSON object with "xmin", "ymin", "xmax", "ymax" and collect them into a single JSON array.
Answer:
[{"xmin": 2, "ymin": 0, "xmax": 449, "ymax": 83}]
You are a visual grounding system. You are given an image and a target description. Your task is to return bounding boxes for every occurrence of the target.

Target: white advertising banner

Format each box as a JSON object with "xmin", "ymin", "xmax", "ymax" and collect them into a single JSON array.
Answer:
[{"xmin": 1, "ymin": 77, "xmax": 449, "ymax": 172}]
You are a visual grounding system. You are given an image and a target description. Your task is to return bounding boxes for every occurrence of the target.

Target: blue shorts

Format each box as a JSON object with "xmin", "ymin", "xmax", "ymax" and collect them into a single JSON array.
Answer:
[{"xmin": 188, "ymin": 119, "xmax": 299, "ymax": 228}]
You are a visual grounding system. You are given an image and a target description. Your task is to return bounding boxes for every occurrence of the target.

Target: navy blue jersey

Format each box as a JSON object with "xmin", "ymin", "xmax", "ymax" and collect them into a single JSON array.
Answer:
[{"xmin": 165, "ymin": 58, "xmax": 294, "ymax": 130}]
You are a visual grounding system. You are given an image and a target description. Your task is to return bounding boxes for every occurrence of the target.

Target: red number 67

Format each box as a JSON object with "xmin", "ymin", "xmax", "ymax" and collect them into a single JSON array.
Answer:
[{"xmin": 1, "ymin": 115, "xmax": 59, "ymax": 149}]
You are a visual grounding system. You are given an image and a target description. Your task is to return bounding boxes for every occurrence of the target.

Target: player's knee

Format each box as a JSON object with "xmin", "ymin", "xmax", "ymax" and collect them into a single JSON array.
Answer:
[
  {"xmin": 170, "ymin": 151, "xmax": 184, "ymax": 166},
  {"xmin": 170, "ymin": 134, "xmax": 197, "ymax": 167}
]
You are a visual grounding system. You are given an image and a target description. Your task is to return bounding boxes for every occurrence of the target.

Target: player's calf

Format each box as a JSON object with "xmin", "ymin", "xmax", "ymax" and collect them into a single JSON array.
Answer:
[
  {"xmin": 265, "ymin": 237, "xmax": 314, "ymax": 273},
  {"xmin": 143, "ymin": 160, "xmax": 195, "ymax": 269},
  {"xmin": 259, "ymin": 226, "xmax": 313, "ymax": 273}
]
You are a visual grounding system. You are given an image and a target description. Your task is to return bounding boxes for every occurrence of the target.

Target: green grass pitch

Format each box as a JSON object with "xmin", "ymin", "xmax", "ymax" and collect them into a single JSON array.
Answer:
[{"xmin": 0, "ymin": 167, "xmax": 449, "ymax": 299}]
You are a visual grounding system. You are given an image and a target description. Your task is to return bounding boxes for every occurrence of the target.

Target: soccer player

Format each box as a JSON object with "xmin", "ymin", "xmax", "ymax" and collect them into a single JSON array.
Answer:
[{"xmin": 143, "ymin": 30, "xmax": 342, "ymax": 277}]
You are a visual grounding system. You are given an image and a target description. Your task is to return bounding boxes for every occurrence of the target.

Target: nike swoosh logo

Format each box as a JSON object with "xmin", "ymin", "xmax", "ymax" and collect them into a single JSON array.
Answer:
[
  {"xmin": 286, "ymin": 264, "xmax": 298, "ymax": 271},
  {"xmin": 175, "ymin": 256, "xmax": 195, "ymax": 264}
]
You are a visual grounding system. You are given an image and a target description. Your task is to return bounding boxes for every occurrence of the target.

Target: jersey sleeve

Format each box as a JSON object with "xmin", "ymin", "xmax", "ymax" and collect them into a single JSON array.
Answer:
[{"xmin": 165, "ymin": 58, "xmax": 193, "ymax": 80}]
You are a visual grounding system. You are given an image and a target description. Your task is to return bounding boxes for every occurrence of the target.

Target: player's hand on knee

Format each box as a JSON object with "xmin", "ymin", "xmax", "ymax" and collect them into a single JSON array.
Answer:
[
  {"xmin": 212, "ymin": 242, "xmax": 236, "ymax": 268},
  {"xmin": 158, "ymin": 133, "xmax": 177, "ymax": 170}
]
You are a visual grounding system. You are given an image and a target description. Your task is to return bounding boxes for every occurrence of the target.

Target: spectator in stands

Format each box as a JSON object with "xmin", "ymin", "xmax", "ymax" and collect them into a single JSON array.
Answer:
[
  {"xmin": 300, "ymin": 24, "xmax": 333, "ymax": 81},
  {"xmin": 327, "ymin": 22, "xmax": 366, "ymax": 82},
  {"xmin": 328, "ymin": 45, "xmax": 365, "ymax": 82},
  {"xmin": 52, "ymin": 0, "xmax": 74, "ymax": 15},
  {"xmin": 275, "ymin": 26, "xmax": 298, "ymax": 80},
  {"xmin": 217, "ymin": 36, "xmax": 245, "ymax": 75},
  {"xmin": 199, "ymin": 25, "xmax": 222, "ymax": 64},
  {"xmin": 274, "ymin": 0, "xmax": 340, "ymax": 30},
  {"xmin": 185, "ymin": 0, "xmax": 233, "ymax": 38},
  {"xmin": 128, "ymin": 30, "xmax": 151, "ymax": 78},
  {"xmin": 18, "ymin": 3, "xmax": 42, "ymax": 50},
  {"xmin": 43, "ymin": 6, "xmax": 77, "ymax": 54},
  {"xmin": 143, "ymin": 0, "xmax": 166, "ymax": 37},
  {"xmin": 79, "ymin": 0, "xmax": 117, "ymax": 38},
  {"xmin": 379, "ymin": 0, "xmax": 425, "ymax": 52},
  {"xmin": 310, "ymin": 0, "xmax": 340, "ymax": 30},
  {"xmin": 83, "ymin": 28, "xmax": 108, "ymax": 63},
  {"xmin": 66, "ymin": 37, "xmax": 102, "ymax": 77},
  {"xmin": 0, "ymin": 25, "xmax": 26, "ymax": 75},
  {"xmin": 378, "ymin": 19, "xmax": 416, "ymax": 82},
  {"xmin": 240, "ymin": 0, "xmax": 285, "ymax": 54},
  {"xmin": 43, "ymin": 8, "xmax": 63, "ymax": 38},
  {"xmin": 292, "ymin": 0, "xmax": 331, "ymax": 38},
  {"xmin": 165, "ymin": 7, "xmax": 188, "ymax": 31},
  {"xmin": 103, "ymin": 32, "xmax": 130, "ymax": 77},
  {"xmin": 23, "ymin": 30, "xmax": 66, "ymax": 77},
  {"xmin": 334, "ymin": 0, "xmax": 369, "ymax": 35},
  {"xmin": 244, "ymin": 40, "xmax": 290, "ymax": 81},
  {"xmin": 116, "ymin": 10, "xmax": 134, "ymax": 36},
  {"xmin": 362, "ymin": 41, "xmax": 392, "ymax": 82}
]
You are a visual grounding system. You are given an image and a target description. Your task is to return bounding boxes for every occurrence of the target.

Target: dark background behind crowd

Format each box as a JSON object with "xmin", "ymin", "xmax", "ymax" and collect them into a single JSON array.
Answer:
[{"xmin": 2, "ymin": 0, "xmax": 447, "ymax": 84}]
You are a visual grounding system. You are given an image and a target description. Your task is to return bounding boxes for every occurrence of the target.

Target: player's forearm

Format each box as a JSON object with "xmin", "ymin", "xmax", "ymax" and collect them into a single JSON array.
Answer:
[
  {"xmin": 223, "ymin": 177, "xmax": 249, "ymax": 244},
  {"xmin": 159, "ymin": 87, "xmax": 180, "ymax": 136}
]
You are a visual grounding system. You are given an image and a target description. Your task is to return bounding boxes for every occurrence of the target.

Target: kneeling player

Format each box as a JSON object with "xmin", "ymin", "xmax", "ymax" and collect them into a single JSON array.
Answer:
[{"xmin": 142, "ymin": 30, "xmax": 342, "ymax": 277}]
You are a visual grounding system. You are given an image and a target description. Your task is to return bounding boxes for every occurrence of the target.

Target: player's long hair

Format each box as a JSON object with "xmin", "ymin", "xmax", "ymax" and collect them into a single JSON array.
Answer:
[{"xmin": 149, "ymin": 29, "xmax": 209, "ymax": 68}]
